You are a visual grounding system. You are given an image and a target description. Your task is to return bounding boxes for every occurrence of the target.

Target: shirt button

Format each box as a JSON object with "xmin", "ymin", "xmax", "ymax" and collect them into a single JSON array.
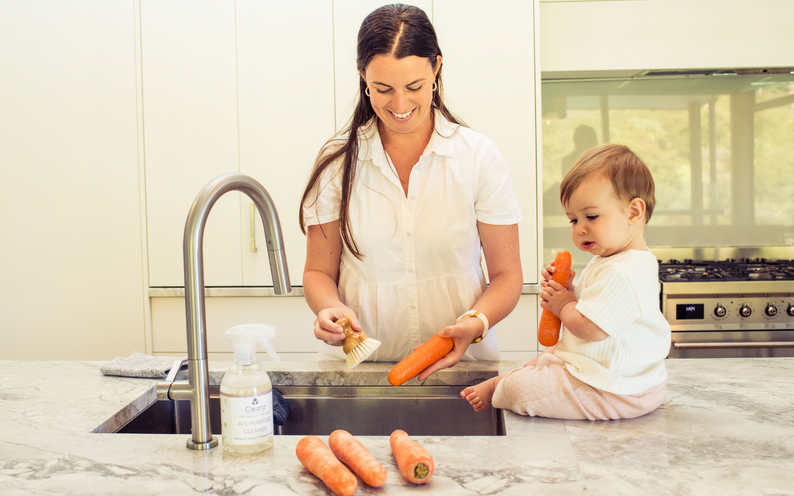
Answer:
[
  {"xmin": 407, "ymin": 266, "xmax": 414, "ymax": 273},
  {"xmin": 410, "ymin": 195, "xmax": 417, "ymax": 201},
  {"xmin": 406, "ymin": 231, "xmax": 412, "ymax": 236},
  {"xmin": 413, "ymin": 337, "xmax": 419, "ymax": 342},
  {"xmin": 410, "ymin": 302, "xmax": 416, "ymax": 309}
]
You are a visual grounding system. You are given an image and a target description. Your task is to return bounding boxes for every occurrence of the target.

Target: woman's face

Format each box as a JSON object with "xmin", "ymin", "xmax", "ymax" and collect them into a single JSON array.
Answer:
[{"xmin": 362, "ymin": 54, "xmax": 441, "ymax": 141}]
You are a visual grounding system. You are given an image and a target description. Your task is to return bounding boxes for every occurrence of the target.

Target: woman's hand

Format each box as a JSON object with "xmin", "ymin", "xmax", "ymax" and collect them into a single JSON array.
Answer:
[
  {"xmin": 414, "ymin": 317, "xmax": 483, "ymax": 381},
  {"xmin": 539, "ymin": 279, "xmax": 577, "ymax": 318},
  {"xmin": 314, "ymin": 307, "xmax": 362, "ymax": 346}
]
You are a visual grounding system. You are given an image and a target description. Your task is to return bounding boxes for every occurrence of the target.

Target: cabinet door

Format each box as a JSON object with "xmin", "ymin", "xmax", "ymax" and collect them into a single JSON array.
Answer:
[
  {"xmin": 0, "ymin": 1, "xmax": 145, "ymax": 359},
  {"xmin": 142, "ymin": 0, "xmax": 242, "ymax": 287},
  {"xmin": 433, "ymin": 0, "xmax": 539, "ymax": 285},
  {"xmin": 332, "ymin": 0, "xmax": 434, "ymax": 131},
  {"xmin": 237, "ymin": 0, "xmax": 335, "ymax": 285}
]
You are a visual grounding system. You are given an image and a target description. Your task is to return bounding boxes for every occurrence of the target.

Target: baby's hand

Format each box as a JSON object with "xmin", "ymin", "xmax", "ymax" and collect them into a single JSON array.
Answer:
[
  {"xmin": 541, "ymin": 263, "xmax": 576, "ymax": 291},
  {"xmin": 540, "ymin": 263, "xmax": 555, "ymax": 282},
  {"xmin": 539, "ymin": 280, "xmax": 578, "ymax": 318}
]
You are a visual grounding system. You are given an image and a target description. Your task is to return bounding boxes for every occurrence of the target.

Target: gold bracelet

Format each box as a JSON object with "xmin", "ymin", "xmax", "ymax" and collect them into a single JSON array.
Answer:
[{"xmin": 456, "ymin": 310, "xmax": 490, "ymax": 343}]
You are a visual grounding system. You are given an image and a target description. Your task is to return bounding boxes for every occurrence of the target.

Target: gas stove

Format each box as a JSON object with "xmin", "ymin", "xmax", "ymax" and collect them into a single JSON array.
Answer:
[
  {"xmin": 659, "ymin": 258, "xmax": 794, "ymax": 282},
  {"xmin": 658, "ymin": 257, "xmax": 794, "ymax": 358}
]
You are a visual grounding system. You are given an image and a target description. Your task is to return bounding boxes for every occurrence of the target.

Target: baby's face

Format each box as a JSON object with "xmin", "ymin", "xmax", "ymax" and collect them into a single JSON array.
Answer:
[{"xmin": 564, "ymin": 174, "xmax": 642, "ymax": 257}]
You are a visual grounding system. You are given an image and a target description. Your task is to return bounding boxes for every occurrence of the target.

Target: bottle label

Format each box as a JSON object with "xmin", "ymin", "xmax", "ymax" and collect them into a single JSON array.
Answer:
[{"xmin": 220, "ymin": 389, "xmax": 273, "ymax": 445}]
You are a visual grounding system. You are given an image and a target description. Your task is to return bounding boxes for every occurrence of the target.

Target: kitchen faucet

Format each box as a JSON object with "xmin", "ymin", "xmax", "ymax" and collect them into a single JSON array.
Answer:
[{"xmin": 157, "ymin": 173, "xmax": 291, "ymax": 450}]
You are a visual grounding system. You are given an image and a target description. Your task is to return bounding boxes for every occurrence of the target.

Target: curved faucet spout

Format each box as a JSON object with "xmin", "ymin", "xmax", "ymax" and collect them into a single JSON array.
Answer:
[{"xmin": 179, "ymin": 173, "xmax": 291, "ymax": 450}]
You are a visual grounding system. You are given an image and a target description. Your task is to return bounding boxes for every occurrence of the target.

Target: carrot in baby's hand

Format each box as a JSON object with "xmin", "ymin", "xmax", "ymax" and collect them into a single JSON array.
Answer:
[
  {"xmin": 390, "ymin": 429, "xmax": 434, "ymax": 484},
  {"xmin": 296, "ymin": 435, "xmax": 357, "ymax": 496},
  {"xmin": 388, "ymin": 332, "xmax": 454, "ymax": 386},
  {"xmin": 329, "ymin": 429, "xmax": 387, "ymax": 487},
  {"xmin": 538, "ymin": 250, "xmax": 573, "ymax": 347}
]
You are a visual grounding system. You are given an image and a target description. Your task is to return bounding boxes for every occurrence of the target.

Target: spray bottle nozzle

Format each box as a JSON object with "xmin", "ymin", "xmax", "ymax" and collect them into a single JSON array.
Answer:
[{"xmin": 224, "ymin": 324, "xmax": 280, "ymax": 363}]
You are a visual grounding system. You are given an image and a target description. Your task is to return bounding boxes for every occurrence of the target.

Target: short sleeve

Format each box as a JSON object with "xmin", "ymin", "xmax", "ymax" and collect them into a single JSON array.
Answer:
[
  {"xmin": 473, "ymin": 139, "xmax": 523, "ymax": 225},
  {"xmin": 574, "ymin": 266, "xmax": 640, "ymax": 337},
  {"xmin": 301, "ymin": 160, "xmax": 343, "ymax": 227}
]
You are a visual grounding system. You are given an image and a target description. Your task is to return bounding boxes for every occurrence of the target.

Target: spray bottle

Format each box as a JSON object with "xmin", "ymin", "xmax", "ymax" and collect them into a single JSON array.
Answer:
[{"xmin": 220, "ymin": 324, "xmax": 280, "ymax": 454}]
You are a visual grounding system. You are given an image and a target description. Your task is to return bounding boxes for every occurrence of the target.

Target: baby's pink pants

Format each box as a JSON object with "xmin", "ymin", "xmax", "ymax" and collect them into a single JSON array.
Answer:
[{"xmin": 491, "ymin": 352, "xmax": 665, "ymax": 420}]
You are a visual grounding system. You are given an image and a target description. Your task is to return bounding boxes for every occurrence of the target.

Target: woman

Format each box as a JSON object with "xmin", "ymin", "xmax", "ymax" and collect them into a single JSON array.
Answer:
[{"xmin": 300, "ymin": 4, "xmax": 523, "ymax": 380}]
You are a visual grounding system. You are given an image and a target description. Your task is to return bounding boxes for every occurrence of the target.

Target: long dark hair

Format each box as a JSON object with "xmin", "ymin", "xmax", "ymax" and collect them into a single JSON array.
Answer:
[{"xmin": 299, "ymin": 3, "xmax": 465, "ymax": 259}]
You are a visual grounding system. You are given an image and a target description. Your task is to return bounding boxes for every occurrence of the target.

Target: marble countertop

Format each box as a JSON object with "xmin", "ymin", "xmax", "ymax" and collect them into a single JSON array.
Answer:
[{"xmin": 1, "ymin": 358, "xmax": 793, "ymax": 495}]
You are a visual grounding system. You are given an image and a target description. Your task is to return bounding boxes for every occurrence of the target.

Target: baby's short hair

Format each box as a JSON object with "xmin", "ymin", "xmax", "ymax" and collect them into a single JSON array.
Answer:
[{"xmin": 560, "ymin": 143, "xmax": 656, "ymax": 223}]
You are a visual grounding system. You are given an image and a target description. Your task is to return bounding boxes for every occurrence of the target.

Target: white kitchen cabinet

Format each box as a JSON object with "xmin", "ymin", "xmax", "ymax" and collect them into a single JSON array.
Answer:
[
  {"xmin": 540, "ymin": 0, "xmax": 794, "ymax": 76},
  {"xmin": 0, "ymin": 1, "xmax": 146, "ymax": 360},
  {"xmin": 236, "ymin": 0, "xmax": 335, "ymax": 285},
  {"xmin": 144, "ymin": 1, "xmax": 335, "ymax": 288},
  {"xmin": 433, "ymin": 0, "xmax": 541, "ymax": 286},
  {"xmin": 142, "ymin": 0, "xmax": 242, "ymax": 288}
]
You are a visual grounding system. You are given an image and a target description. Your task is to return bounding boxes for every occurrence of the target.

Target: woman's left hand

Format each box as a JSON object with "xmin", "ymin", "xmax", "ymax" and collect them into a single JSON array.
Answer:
[{"xmin": 415, "ymin": 317, "xmax": 483, "ymax": 381}]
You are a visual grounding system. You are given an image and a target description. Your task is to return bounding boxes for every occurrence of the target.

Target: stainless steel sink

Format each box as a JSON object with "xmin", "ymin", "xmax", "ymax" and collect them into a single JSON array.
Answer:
[{"xmin": 115, "ymin": 385, "xmax": 505, "ymax": 436}]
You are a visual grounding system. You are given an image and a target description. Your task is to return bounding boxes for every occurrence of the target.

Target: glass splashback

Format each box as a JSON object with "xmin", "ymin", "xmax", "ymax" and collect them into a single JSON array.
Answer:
[{"xmin": 541, "ymin": 72, "xmax": 794, "ymax": 268}]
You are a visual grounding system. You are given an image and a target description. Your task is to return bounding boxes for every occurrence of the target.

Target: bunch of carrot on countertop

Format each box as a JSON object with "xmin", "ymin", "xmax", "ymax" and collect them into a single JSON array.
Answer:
[{"xmin": 296, "ymin": 429, "xmax": 433, "ymax": 496}]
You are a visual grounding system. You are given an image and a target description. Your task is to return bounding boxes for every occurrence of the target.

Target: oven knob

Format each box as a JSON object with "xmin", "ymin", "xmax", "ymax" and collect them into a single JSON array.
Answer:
[
  {"xmin": 714, "ymin": 304, "xmax": 727, "ymax": 317},
  {"xmin": 765, "ymin": 304, "xmax": 778, "ymax": 317},
  {"xmin": 788, "ymin": 304, "xmax": 794, "ymax": 317},
  {"xmin": 739, "ymin": 304, "xmax": 752, "ymax": 317}
]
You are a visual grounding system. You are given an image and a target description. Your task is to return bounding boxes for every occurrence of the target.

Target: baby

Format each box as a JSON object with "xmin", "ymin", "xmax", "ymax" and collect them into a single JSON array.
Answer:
[{"xmin": 461, "ymin": 144, "xmax": 671, "ymax": 420}]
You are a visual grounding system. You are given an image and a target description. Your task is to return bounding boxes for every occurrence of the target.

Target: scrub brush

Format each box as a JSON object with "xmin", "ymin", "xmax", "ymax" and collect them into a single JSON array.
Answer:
[{"xmin": 337, "ymin": 317, "xmax": 381, "ymax": 368}]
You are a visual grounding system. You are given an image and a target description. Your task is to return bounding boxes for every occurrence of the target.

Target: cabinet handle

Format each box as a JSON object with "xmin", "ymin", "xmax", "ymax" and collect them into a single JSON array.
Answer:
[
  {"xmin": 672, "ymin": 341, "xmax": 794, "ymax": 349},
  {"xmin": 249, "ymin": 203, "xmax": 258, "ymax": 252}
]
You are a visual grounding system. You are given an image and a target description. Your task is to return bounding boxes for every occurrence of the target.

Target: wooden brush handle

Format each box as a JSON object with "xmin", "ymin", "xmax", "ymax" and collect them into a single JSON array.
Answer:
[{"xmin": 336, "ymin": 317, "xmax": 368, "ymax": 354}]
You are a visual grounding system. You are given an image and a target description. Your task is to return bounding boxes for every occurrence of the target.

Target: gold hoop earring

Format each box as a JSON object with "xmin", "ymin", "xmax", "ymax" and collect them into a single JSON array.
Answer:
[
  {"xmin": 365, "ymin": 86, "xmax": 371, "ymax": 97},
  {"xmin": 432, "ymin": 81, "xmax": 438, "ymax": 92}
]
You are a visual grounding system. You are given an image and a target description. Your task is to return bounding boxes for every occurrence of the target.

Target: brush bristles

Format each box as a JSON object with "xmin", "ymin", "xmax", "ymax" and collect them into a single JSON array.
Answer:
[{"xmin": 345, "ymin": 337, "xmax": 381, "ymax": 368}]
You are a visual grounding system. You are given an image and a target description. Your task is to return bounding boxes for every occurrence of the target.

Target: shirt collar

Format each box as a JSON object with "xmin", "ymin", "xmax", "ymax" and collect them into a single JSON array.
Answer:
[{"xmin": 357, "ymin": 110, "xmax": 459, "ymax": 164}]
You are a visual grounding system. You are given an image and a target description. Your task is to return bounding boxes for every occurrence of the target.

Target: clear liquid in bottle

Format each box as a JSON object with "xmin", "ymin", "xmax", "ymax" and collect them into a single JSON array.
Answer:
[{"xmin": 220, "ymin": 362, "xmax": 274, "ymax": 454}]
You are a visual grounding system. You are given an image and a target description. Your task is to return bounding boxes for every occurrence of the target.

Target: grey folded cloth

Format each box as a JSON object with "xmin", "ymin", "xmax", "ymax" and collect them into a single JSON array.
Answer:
[{"xmin": 101, "ymin": 352, "xmax": 187, "ymax": 379}]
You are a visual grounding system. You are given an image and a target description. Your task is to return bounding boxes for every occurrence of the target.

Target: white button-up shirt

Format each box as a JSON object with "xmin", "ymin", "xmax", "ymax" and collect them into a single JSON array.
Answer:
[{"xmin": 303, "ymin": 112, "xmax": 522, "ymax": 362}]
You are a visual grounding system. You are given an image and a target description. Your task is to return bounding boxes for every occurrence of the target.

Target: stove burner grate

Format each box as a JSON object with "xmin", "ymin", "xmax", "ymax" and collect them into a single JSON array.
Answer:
[{"xmin": 658, "ymin": 258, "xmax": 794, "ymax": 282}]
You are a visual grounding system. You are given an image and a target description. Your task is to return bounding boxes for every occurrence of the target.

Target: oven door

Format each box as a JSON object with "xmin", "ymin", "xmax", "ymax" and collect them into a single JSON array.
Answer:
[{"xmin": 669, "ymin": 330, "xmax": 794, "ymax": 358}]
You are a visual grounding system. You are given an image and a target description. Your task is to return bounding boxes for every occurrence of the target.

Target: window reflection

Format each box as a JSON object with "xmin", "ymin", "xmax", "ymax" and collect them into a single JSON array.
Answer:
[{"xmin": 541, "ymin": 72, "xmax": 794, "ymax": 267}]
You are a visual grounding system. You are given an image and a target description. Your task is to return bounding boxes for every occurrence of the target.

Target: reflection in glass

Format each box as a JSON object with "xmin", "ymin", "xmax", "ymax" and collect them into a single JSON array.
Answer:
[{"xmin": 541, "ymin": 72, "xmax": 794, "ymax": 269}]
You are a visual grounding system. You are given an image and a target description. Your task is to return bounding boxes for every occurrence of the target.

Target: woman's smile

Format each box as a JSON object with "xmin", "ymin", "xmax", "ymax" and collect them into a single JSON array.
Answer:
[{"xmin": 389, "ymin": 108, "xmax": 415, "ymax": 120}]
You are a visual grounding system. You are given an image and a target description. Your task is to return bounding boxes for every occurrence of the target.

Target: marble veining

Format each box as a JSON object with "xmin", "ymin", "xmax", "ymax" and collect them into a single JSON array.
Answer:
[{"xmin": 1, "ymin": 358, "xmax": 793, "ymax": 495}]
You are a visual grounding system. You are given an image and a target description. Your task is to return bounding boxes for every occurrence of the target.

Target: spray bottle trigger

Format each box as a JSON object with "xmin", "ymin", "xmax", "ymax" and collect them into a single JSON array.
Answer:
[{"xmin": 260, "ymin": 339, "xmax": 280, "ymax": 362}]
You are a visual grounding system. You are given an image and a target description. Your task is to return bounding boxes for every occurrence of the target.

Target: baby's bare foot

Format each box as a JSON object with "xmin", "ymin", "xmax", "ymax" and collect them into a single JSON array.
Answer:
[{"xmin": 460, "ymin": 376, "xmax": 500, "ymax": 412}]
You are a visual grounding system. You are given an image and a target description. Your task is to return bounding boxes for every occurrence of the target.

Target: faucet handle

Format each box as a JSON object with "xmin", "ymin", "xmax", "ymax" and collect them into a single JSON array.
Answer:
[{"xmin": 156, "ymin": 359, "xmax": 185, "ymax": 401}]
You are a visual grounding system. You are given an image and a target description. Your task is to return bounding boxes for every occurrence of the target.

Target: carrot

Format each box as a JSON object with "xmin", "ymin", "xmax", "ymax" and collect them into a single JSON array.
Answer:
[
  {"xmin": 296, "ymin": 435, "xmax": 357, "ymax": 496},
  {"xmin": 388, "ymin": 332, "xmax": 454, "ymax": 386},
  {"xmin": 329, "ymin": 429, "xmax": 387, "ymax": 488},
  {"xmin": 538, "ymin": 250, "xmax": 572, "ymax": 347},
  {"xmin": 390, "ymin": 429, "xmax": 434, "ymax": 484}
]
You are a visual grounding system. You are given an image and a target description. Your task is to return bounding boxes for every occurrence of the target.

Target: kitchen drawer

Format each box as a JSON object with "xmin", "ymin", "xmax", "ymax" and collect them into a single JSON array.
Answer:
[
  {"xmin": 151, "ymin": 293, "xmax": 540, "ymax": 361},
  {"xmin": 151, "ymin": 295, "xmax": 318, "ymax": 360}
]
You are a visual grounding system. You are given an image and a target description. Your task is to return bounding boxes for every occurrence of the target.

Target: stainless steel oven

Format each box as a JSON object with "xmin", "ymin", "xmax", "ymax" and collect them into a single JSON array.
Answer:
[{"xmin": 658, "ymin": 255, "xmax": 794, "ymax": 358}]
